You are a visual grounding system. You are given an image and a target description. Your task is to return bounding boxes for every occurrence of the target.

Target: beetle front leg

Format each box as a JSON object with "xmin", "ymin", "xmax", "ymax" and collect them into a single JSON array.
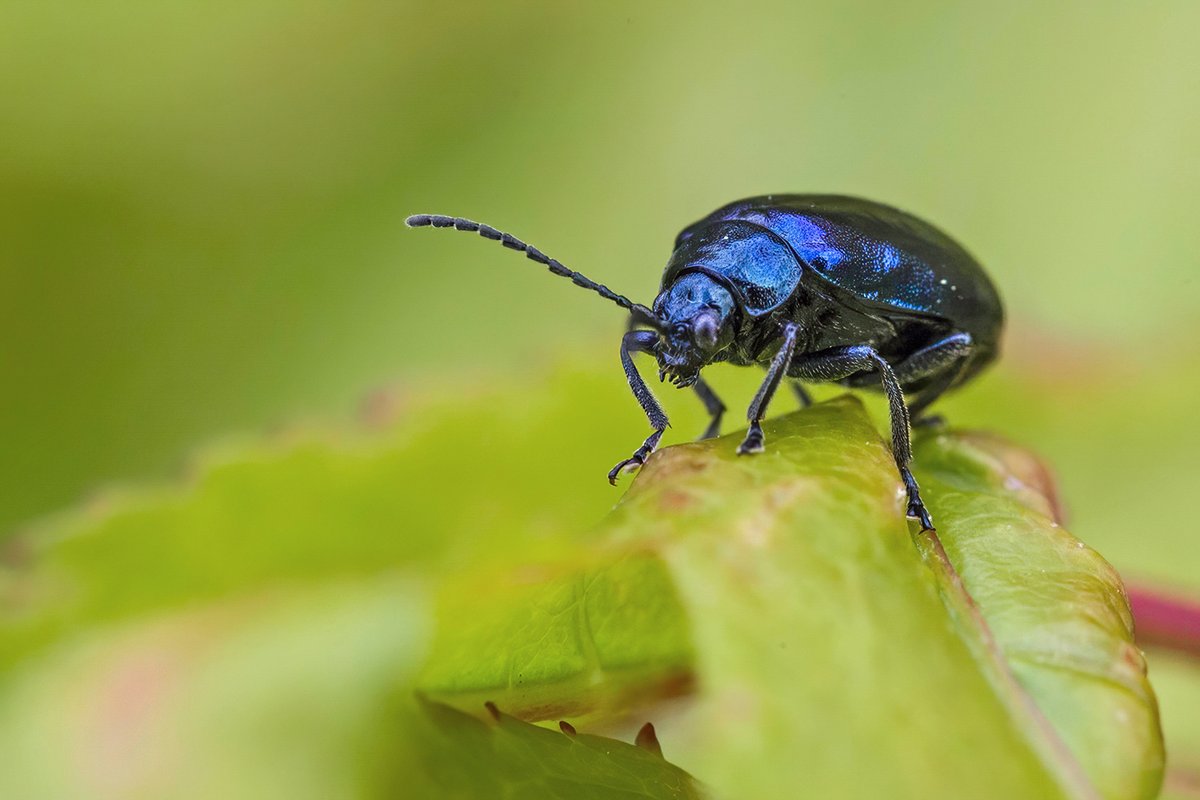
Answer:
[
  {"xmin": 608, "ymin": 330, "xmax": 670, "ymax": 485},
  {"xmin": 692, "ymin": 376, "xmax": 726, "ymax": 440},
  {"xmin": 790, "ymin": 345, "xmax": 933, "ymax": 531},
  {"xmin": 737, "ymin": 323, "xmax": 800, "ymax": 455}
]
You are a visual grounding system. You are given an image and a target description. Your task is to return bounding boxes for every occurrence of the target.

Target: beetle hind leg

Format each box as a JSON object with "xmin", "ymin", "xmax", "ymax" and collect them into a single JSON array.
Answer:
[
  {"xmin": 894, "ymin": 333, "xmax": 974, "ymax": 427},
  {"xmin": 789, "ymin": 344, "xmax": 934, "ymax": 530}
]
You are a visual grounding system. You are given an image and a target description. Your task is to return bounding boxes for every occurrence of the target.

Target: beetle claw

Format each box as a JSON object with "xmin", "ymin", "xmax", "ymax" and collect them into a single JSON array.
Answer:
[
  {"xmin": 907, "ymin": 500, "xmax": 935, "ymax": 531},
  {"xmin": 608, "ymin": 456, "xmax": 643, "ymax": 485}
]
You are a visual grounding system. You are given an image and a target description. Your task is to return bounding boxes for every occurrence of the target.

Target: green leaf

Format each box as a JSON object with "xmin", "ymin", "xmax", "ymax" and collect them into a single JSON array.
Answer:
[
  {"xmin": 0, "ymin": 367, "xmax": 695, "ymax": 799},
  {"xmin": 0, "ymin": 369, "xmax": 1164, "ymax": 799},
  {"xmin": 420, "ymin": 397, "xmax": 1163, "ymax": 799},
  {"xmin": 418, "ymin": 553, "xmax": 694, "ymax": 721},
  {"xmin": 0, "ymin": 367, "xmax": 628, "ymax": 670},
  {"xmin": 914, "ymin": 431, "xmax": 1164, "ymax": 800},
  {"xmin": 402, "ymin": 697, "xmax": 704, "ymax": 800}
]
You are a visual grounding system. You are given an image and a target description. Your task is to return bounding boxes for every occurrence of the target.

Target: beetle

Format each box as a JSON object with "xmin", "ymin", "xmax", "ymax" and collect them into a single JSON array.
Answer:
[{"xmin": 406, "ymin": 194, "xmax": 1004, "ymax": 530}]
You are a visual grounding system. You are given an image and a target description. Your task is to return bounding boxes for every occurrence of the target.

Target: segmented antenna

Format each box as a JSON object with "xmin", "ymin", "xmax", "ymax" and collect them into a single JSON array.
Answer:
[{"xmin": 405, "ymin": 214, "xmax": 663, "ymax": 330}]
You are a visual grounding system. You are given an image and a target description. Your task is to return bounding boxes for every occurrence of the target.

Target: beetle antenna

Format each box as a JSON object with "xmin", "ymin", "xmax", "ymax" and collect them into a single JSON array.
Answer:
[{"xmin": 406, "ymin": 214, "xmax": 663, "ymax": 331}]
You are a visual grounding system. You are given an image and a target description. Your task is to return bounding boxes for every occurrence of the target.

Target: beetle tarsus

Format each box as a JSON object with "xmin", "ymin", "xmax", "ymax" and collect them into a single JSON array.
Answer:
[
  {"xmin": 737, "ymin": 423, "xmax": 765, "ymax": 455},
  {"xmin": 902, "ymin": 469, "xmax": 935, "ymax": 530},
  {"xmin": 907, "ymin": 496, "xmax": 935, "ymax": 531},
  {"xmin": 909, "ymin": 501, "xmax": 935, "ymax": 532},
  {"xmin": 607, "ymin": 456, "xmax": 642, "ymax": 484},
  {"xmin": 608, "ymin": 429, "xmax": 665, "ymax": 484}
]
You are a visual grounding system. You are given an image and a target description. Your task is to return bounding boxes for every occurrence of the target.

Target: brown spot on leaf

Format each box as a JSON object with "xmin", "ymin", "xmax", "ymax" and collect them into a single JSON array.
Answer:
[
  {"xmin": 558, "ymin": 720, "xmax": 577, "ymax": 736},
  {"xmin": 357, "ymin": 384, "xmax": 407, "ymax": 429},
  {"xmin": 658, "ymin": 489, "xmax": 695, "ymax": 513},
  {"xmin": 642, "ymin": 448, "xmax": 710, "ymax": 484},
  {"xmin": 0, "ymin": 534, "xmax": 32, "ymax": 569},
  {"xmin": 739, "ymin": 478, "xmax": 818, "ymax": 548}
]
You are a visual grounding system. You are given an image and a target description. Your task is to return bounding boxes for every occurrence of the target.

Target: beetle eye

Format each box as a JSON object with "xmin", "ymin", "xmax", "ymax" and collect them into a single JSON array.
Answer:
[{"xmin": 693, "ymin": 312, "xmax": 719, "ymax": 349}]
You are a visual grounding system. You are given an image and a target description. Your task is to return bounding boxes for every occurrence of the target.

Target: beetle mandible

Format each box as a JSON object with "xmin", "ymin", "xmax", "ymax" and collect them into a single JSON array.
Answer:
[{"xmin": 406, "ymin": 195, "xmax": 1004, "ymax": 530}]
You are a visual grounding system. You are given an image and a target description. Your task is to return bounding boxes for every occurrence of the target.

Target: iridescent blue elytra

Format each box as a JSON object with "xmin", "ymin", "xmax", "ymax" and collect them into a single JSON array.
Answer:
[{"xmin": 406, "ymin": 194, "xmax": 1004, "ymax": 530}]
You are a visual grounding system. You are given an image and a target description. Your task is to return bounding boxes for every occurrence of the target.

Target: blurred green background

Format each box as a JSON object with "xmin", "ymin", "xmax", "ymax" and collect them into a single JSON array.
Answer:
[
  {"xmin": 3, "ymin": 0, "xmax": 1198, "ymax": 542},
  {"xmin": 1, "ymin": 0, "xmax": 1199, "ymax": 794}
]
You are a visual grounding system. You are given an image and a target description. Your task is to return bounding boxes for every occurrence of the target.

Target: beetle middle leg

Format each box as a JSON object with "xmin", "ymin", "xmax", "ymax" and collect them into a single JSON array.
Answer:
[
  {"xmin": 608, "ymin": 330, "xmax": 670, "ymax": 484},
  {"xmin": 692, "ymin": 377, "xmax": 726, "ymax": 440},
  {"xmin": 737, "ymin": 323, "xmax": 800, "ymax": 455},
  {"xmin": 790, "ymin": 345, "xmax": 934, "ymax": 531}
]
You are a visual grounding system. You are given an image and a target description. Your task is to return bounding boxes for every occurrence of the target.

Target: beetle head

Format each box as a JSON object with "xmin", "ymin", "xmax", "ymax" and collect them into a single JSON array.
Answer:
[{"xmin": 652, "ymin": 272, "xmax": 735, "ymax": 388}]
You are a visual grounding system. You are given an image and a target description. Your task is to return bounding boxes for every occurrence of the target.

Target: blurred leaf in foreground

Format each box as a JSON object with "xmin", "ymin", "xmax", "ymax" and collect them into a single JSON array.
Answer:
[
  {"xmin": 418, "ymin": 552, "xmax": 694, "ymax": 721},
  {"xmin": 0, "ymin": 368, "xmax": 1166, "ymax": 799},
  {"xmin": 400, "ymin": 698, "xmax": 703, "ymax": 800},
  {"xmin": 0, "ymin": 367, "xmax": 689, "ymax": 799}
]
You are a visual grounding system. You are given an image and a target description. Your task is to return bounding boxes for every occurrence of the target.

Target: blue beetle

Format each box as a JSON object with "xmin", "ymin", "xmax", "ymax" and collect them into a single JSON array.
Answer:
[{"xmin": 407, "ymin": 195, "xmax": 1004, "ymax": 530}]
